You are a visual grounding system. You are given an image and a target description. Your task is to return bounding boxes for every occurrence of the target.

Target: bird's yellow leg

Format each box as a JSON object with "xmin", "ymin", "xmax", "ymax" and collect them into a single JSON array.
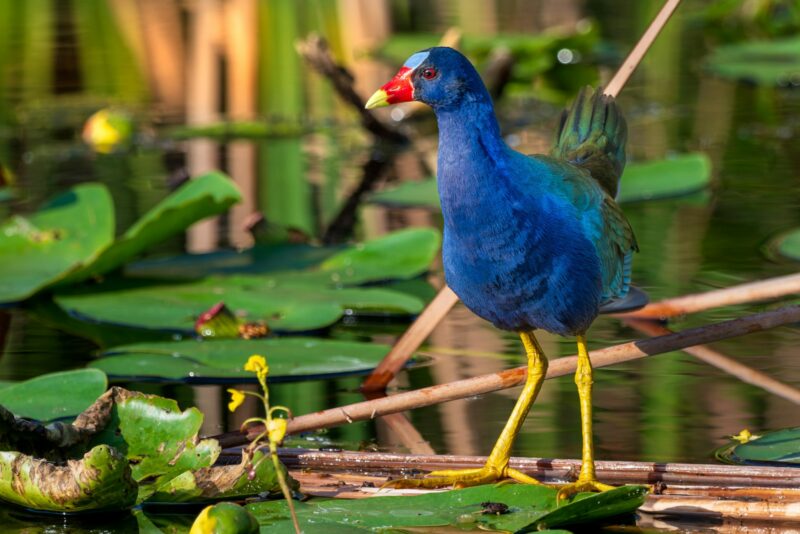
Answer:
[
  {"xmin": 386, "ymin": 331, "xmax": 548, "ymax": 489},
  {"xmin": 556, "ymin": 334, "xmax": 615, "ymax": 501}
]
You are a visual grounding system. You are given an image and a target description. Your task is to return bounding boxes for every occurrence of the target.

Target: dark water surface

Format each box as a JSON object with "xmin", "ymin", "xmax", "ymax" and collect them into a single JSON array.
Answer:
[{"xmin": 1, "ymin": 1, "xmax": 799, "ymax": 532}]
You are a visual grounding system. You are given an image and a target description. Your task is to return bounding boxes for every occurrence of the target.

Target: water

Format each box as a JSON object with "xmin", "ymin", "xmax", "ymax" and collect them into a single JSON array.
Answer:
[{"xmin": 1, "ymin": 0, "xmax": 800, "ymax": 531}]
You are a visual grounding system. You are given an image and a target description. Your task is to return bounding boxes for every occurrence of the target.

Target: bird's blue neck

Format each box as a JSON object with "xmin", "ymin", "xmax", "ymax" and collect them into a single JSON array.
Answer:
[{"xmin": 434, "ymin": 100, "xmax": 511, "ymax": 212}]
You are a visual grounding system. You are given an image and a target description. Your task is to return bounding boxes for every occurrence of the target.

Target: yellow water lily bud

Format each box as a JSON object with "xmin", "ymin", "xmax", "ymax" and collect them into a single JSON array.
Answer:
[{"xmin": 227, "ymin": 389, "xmax": 245, "ymax": 412}]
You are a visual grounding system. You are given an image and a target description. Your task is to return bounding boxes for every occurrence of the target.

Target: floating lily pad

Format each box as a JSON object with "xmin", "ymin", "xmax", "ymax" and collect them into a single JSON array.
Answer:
[
  {"xmin": 55, "ymin": 229, "xmax": 439, "ymax": 333},
  {"xmin": 247, "ymin": 484, "xmax": 647, "ymax": 532},
  {"xmin": 0, "ymin": 173, "xmax": 241, "ymax": 304},
  {"xmin": 716, "ymin": 427, "xmax": 800, "ymax": 466},
  {"xmin": 0, "ymin": 369, "xmax": 107, "ymax": 421},
  {"xmin": 0, "ymin": 184, "xmax": 114, "ymax": 303},
  {"xmin": 706, "ymin": 37, "xmax": 800, "ymax": 86},
  {"xmin": 167, "ymin": 120, "xmax": 310, "ymax": 140},
  {"xmin": 90, "ymin": 337, "xmax": 392, "ymax": 382},
  {"xmin": 369, "ymin": 153, "xmax": 712, "ymax": 209},
  {"xmin": 766, "ymin": 228, "xmax": 800, "ymax": 261},
  {"xmin": 57, "ymin": 171, "xmax": 241, "ymax": 286}
]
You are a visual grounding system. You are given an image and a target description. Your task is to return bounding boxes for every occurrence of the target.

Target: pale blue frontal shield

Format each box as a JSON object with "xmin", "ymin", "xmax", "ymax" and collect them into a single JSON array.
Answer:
[{"xmin": 403, "ymin": 51, "xmax": 430, "ymax": 70}]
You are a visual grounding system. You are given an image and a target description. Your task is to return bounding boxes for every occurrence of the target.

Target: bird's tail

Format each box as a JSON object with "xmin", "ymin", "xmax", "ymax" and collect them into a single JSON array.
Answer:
[{"xmin": 550, "ymin": 86, "xmax": 627, "ymax": 198}]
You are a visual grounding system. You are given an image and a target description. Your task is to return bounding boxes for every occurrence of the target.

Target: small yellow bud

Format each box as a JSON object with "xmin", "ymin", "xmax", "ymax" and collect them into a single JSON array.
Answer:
[
  {"xmin": 244, "ymin": 354, "xmax": 269, "ymax": 381},
  {"xmin": 227, "ymin": 389, "xmax": 245, "ymax": 412},
  {"xmin": 731, "ymin": 428, "xmax": 761, "ymax": 444}
]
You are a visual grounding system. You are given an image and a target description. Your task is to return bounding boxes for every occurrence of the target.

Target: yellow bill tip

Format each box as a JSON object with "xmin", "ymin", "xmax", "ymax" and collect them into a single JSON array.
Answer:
[{"xmin": 365, "ymin": 89, "xmax": 390, "ymax": 110}]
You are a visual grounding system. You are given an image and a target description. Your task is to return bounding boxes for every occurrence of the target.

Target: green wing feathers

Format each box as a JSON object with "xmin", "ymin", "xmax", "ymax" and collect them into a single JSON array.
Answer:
[{"xmin": 551, "ymin": 86, "xmax": 627, "ymax": 198}]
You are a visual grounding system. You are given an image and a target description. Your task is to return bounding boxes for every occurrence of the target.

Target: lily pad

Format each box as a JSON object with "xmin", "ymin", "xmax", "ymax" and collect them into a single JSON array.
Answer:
[
  {"xmin": 55, "ymin": 229, "xmax": 440, "ymax": 333},
  {"xmin": 0, "ymin": 369, "xmax": 107, "ymax": 421},
  {"xmin": 0, "ymin": 184, "xmax": 114, "ymax": 303},
  {"xmin": 766, "ymin": 228, "xmax": 800, "ymax": 261},
  {"xmin": 716, "ymin": 427, "xmax": 800, "ymax": 466},
  {"xmin": 0, "ymin": 173, "xmax": 241, "ymax": 304},
  {"xmin": 0, "ymin": 445, "xmax": 138, "ymax": 513},
  {"xmin": 167, "ymin": 120, "xmax": 310, "ymax": 140},
  {"xmin": 706, "ymin": 37, "xmax": 800, "ymax": 86},
  {"xmin": 247, "ymin": 484, "xmax": 647, "ymax": 532},
  {"xmin": 369, "ymin": 153, "xmax": 712, "ymax": 208},
  {"xmin": 90, "ymin": 337, "xmax": 392, "ymax": 382},
  {"xmin": 57, "ymin": 171, "xmax": 241, "ymax": 286}
]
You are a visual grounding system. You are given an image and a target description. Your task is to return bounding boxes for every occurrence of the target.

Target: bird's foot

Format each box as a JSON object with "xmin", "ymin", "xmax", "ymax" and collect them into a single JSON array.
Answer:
[
  {"xmin": 556, "ymin": 476, "xmax": 615, "ymax": 502},
  {"xmin": 385, "ymin": 464, "xmax": 545, "ymax": 489}
]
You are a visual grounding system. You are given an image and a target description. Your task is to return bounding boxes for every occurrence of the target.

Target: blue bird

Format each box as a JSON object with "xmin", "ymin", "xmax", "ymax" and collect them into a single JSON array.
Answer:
[{"xmin": 366, "ymin": 47, "xmax": 637, "ymax": 499}]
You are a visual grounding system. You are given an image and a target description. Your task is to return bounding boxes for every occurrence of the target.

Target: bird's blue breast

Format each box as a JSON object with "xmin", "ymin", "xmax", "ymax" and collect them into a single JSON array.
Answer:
[{"xmin": 438, "ymin": 135, "xmax": 603, "ymax": 336}]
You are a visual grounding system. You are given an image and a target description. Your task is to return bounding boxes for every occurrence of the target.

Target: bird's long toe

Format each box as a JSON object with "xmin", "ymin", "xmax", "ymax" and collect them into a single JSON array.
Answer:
[
  {"xmin": 385, "ymin": 465, "xmax": 544, "ymax": 490},
  {"xmin": 556, "ymin": 478, "xmax": 616, "ymax": 502}
]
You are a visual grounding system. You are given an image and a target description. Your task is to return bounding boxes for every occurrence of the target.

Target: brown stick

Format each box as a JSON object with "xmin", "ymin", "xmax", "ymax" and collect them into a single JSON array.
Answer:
[
  {"xmin": 621, "ymin": 272, "xmax": 800, "ymax": 320},
  {"xmin": 360, "ymin": 286, "xmax": 459, "ymax": 392},
  {"xmin": 626, "ymin": 319, "xmax": 800, "ymax": 404},
  {"xmin": 602, "ymin": 0, "xmax": 681, "ymax": 99},
  {"xmin": 359, "ymin": 0, "xmax": 683, "ymax": 392},
  {"xmin": 213, "ymin": 305, "xmax": 800, "ymax": 447},
  {"xmin": 274, "ymin": 447, "xmax": 800, "ymax": 489}
]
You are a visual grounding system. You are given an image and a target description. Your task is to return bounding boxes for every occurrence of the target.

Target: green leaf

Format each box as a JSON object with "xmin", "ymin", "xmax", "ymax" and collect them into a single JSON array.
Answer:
[
  {"xmin": 369, "ymin": 153, "xmax": 712, "ymax": 209},
  {"xmin": 720, "ymin": 428, "xmax": 800, "ymax": 465},
  {"xmin": 320, "ymin": 228, "xmax": 441, "ymax": 283},
  {"xmin": 90, "ymin": 337, "xmax": 392, "ymax": 382},
  {"xmin": 616, "ymin": 153, "xmax": 712, "ymax": 203},
  {"xmin": 88, "ymin": 391, "xmax": 220, "ymax": 500},
  {"xmin": 0, "ymin": 444, "xmax": 137, "ymax": 512},
  {"xmin": 247, "ymin": 484, "xmax": 647, "ymax": 532},
  {"xmin": 58, "ymin": 172, "xmax": 241, "ymax": 285},
  {"xmin": 706, "ymin": 37, "xmax": 800, "ymax": 86},
  {"xmin": 149, "ymin": 450, "xmax": 287, "ymax": 503},
  {"xmin": 56, "ymin": 277, "xmax": 422, "ymax": 333},
  {"xmin": 0, "ymin": 183, "xmax": 114, "ymax": 302},
  {"xmin": 767, "ymin": 228, "xmax": 800, "ymax": 261},
  {"xmin": 0, "ymin": 369, "xmax": 107, "ymax": 421}
]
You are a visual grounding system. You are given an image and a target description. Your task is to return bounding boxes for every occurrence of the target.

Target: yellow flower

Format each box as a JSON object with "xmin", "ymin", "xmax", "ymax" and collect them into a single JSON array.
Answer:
[
  {"xmin": 730, "ymin": 428, "xmax": 761, "ymax": 444},
  {"xmin": 244, "ymin": 354, "xmax": 269, "ymax": 381},
  {"xmin": 267, "ymin": 418, "xmax": 287, "ymax": 444},
  {"xmin": 227, "ymin": 389, "xmax": 245, "ymax": 412}
]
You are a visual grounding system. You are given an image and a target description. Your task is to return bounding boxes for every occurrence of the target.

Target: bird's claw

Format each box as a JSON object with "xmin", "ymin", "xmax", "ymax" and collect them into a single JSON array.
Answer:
[
  {"xmin": 556, "ymin": 477, "xmax": 615, "ymax": 502},
  {"xmin": 384, "ymin": 465, "xmax": 546, "ymax": 490}
]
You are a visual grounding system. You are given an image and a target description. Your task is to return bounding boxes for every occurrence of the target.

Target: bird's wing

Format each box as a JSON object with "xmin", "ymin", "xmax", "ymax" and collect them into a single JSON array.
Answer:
[{"xmin": 531, "ymin": 155, "xmax": 637, "ymax": 302}]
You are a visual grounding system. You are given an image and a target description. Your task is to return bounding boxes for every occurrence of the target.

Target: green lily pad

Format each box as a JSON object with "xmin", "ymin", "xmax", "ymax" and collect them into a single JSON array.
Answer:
[
  {"xmin": 0, "ymin": 369, "xmax": 107, "ymax": 421},
  {"xmin": 90, "ymin": 337, "xmax": 392, "ymax": 382},
  {"xmin": 0, "ymin": 173, "xmax": 240, "ymax": 304},
  {"xmin": 247, "ymin": 484, "xmax": 647, "ymax": 532},
  {"xmin": 0, "ymin": 184, "xmax": 114, "ymax": 303},
  {"xmin": 55, "ymin": 229, "xmax": 439, "ymax": 333},
  {"xmin": 0, "ymin": 444, "xmax": 138, "ymax": 513},
  {"xmin": 167, "ymin": 120, "xmax": 310, "ymax": 140},
  {"xmin": 706, "ymin": 37, "xmax": 800, "ymax": 86},
  {"xmin": 88, "ymin": 391, "xmax": 221, "ymax": 501},
  {"xmin": 616, "ymin": 153, "xmax": 712, "ymax": 203},
  {"xmin": 716, "ymin": 428, "xmax": 800, "ymax": 465},
  {"xmin": 57, "ymin": 171, "xmax": 241, "ymax": 286},
  {"xmin": 766, "ymin": 228, "xmax": 800, "ymax": 261},
  {"xmin": 149, "ymin": 450, "xmax": 288, "ymax": 504},
  {"xmin": 369, "ymin": 153, "xmax": 712, "ymax": 208}
]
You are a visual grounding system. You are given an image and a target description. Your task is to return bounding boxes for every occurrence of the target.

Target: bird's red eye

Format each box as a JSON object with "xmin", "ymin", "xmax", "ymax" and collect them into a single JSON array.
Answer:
[{"xmin": 421, "ymin": 67, "xmax": 437, "ymax": 80}]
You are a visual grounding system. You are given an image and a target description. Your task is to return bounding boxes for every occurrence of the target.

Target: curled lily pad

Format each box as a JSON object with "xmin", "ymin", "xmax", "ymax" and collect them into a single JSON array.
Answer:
[
  {"xmin": 0, "ymin": 445, "xmax": 137, "ymax": 513},
  {"xmin": 247, "ymin": 483, "xmax": 647, "ymax": 532},
  {"xmin": 0, "ymin": 369, "xmax": 107, "ymax": 421},
  {"xmin": 766, "ymin": 228, "xmax": 800, "ymax": 261},
  {"xmin": 369, "ymin": 153, "xmax": 712, "ymax": 209},
  {"xmin": 90, "ymin": 338, "xmax": 392, "ymax": 382}
]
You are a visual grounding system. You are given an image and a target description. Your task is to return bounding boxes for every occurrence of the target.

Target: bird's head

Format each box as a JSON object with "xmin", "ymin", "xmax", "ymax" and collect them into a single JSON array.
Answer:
[{"xmin": 365, "ymin": 47, "xmax": 489, "ymax": 112}]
